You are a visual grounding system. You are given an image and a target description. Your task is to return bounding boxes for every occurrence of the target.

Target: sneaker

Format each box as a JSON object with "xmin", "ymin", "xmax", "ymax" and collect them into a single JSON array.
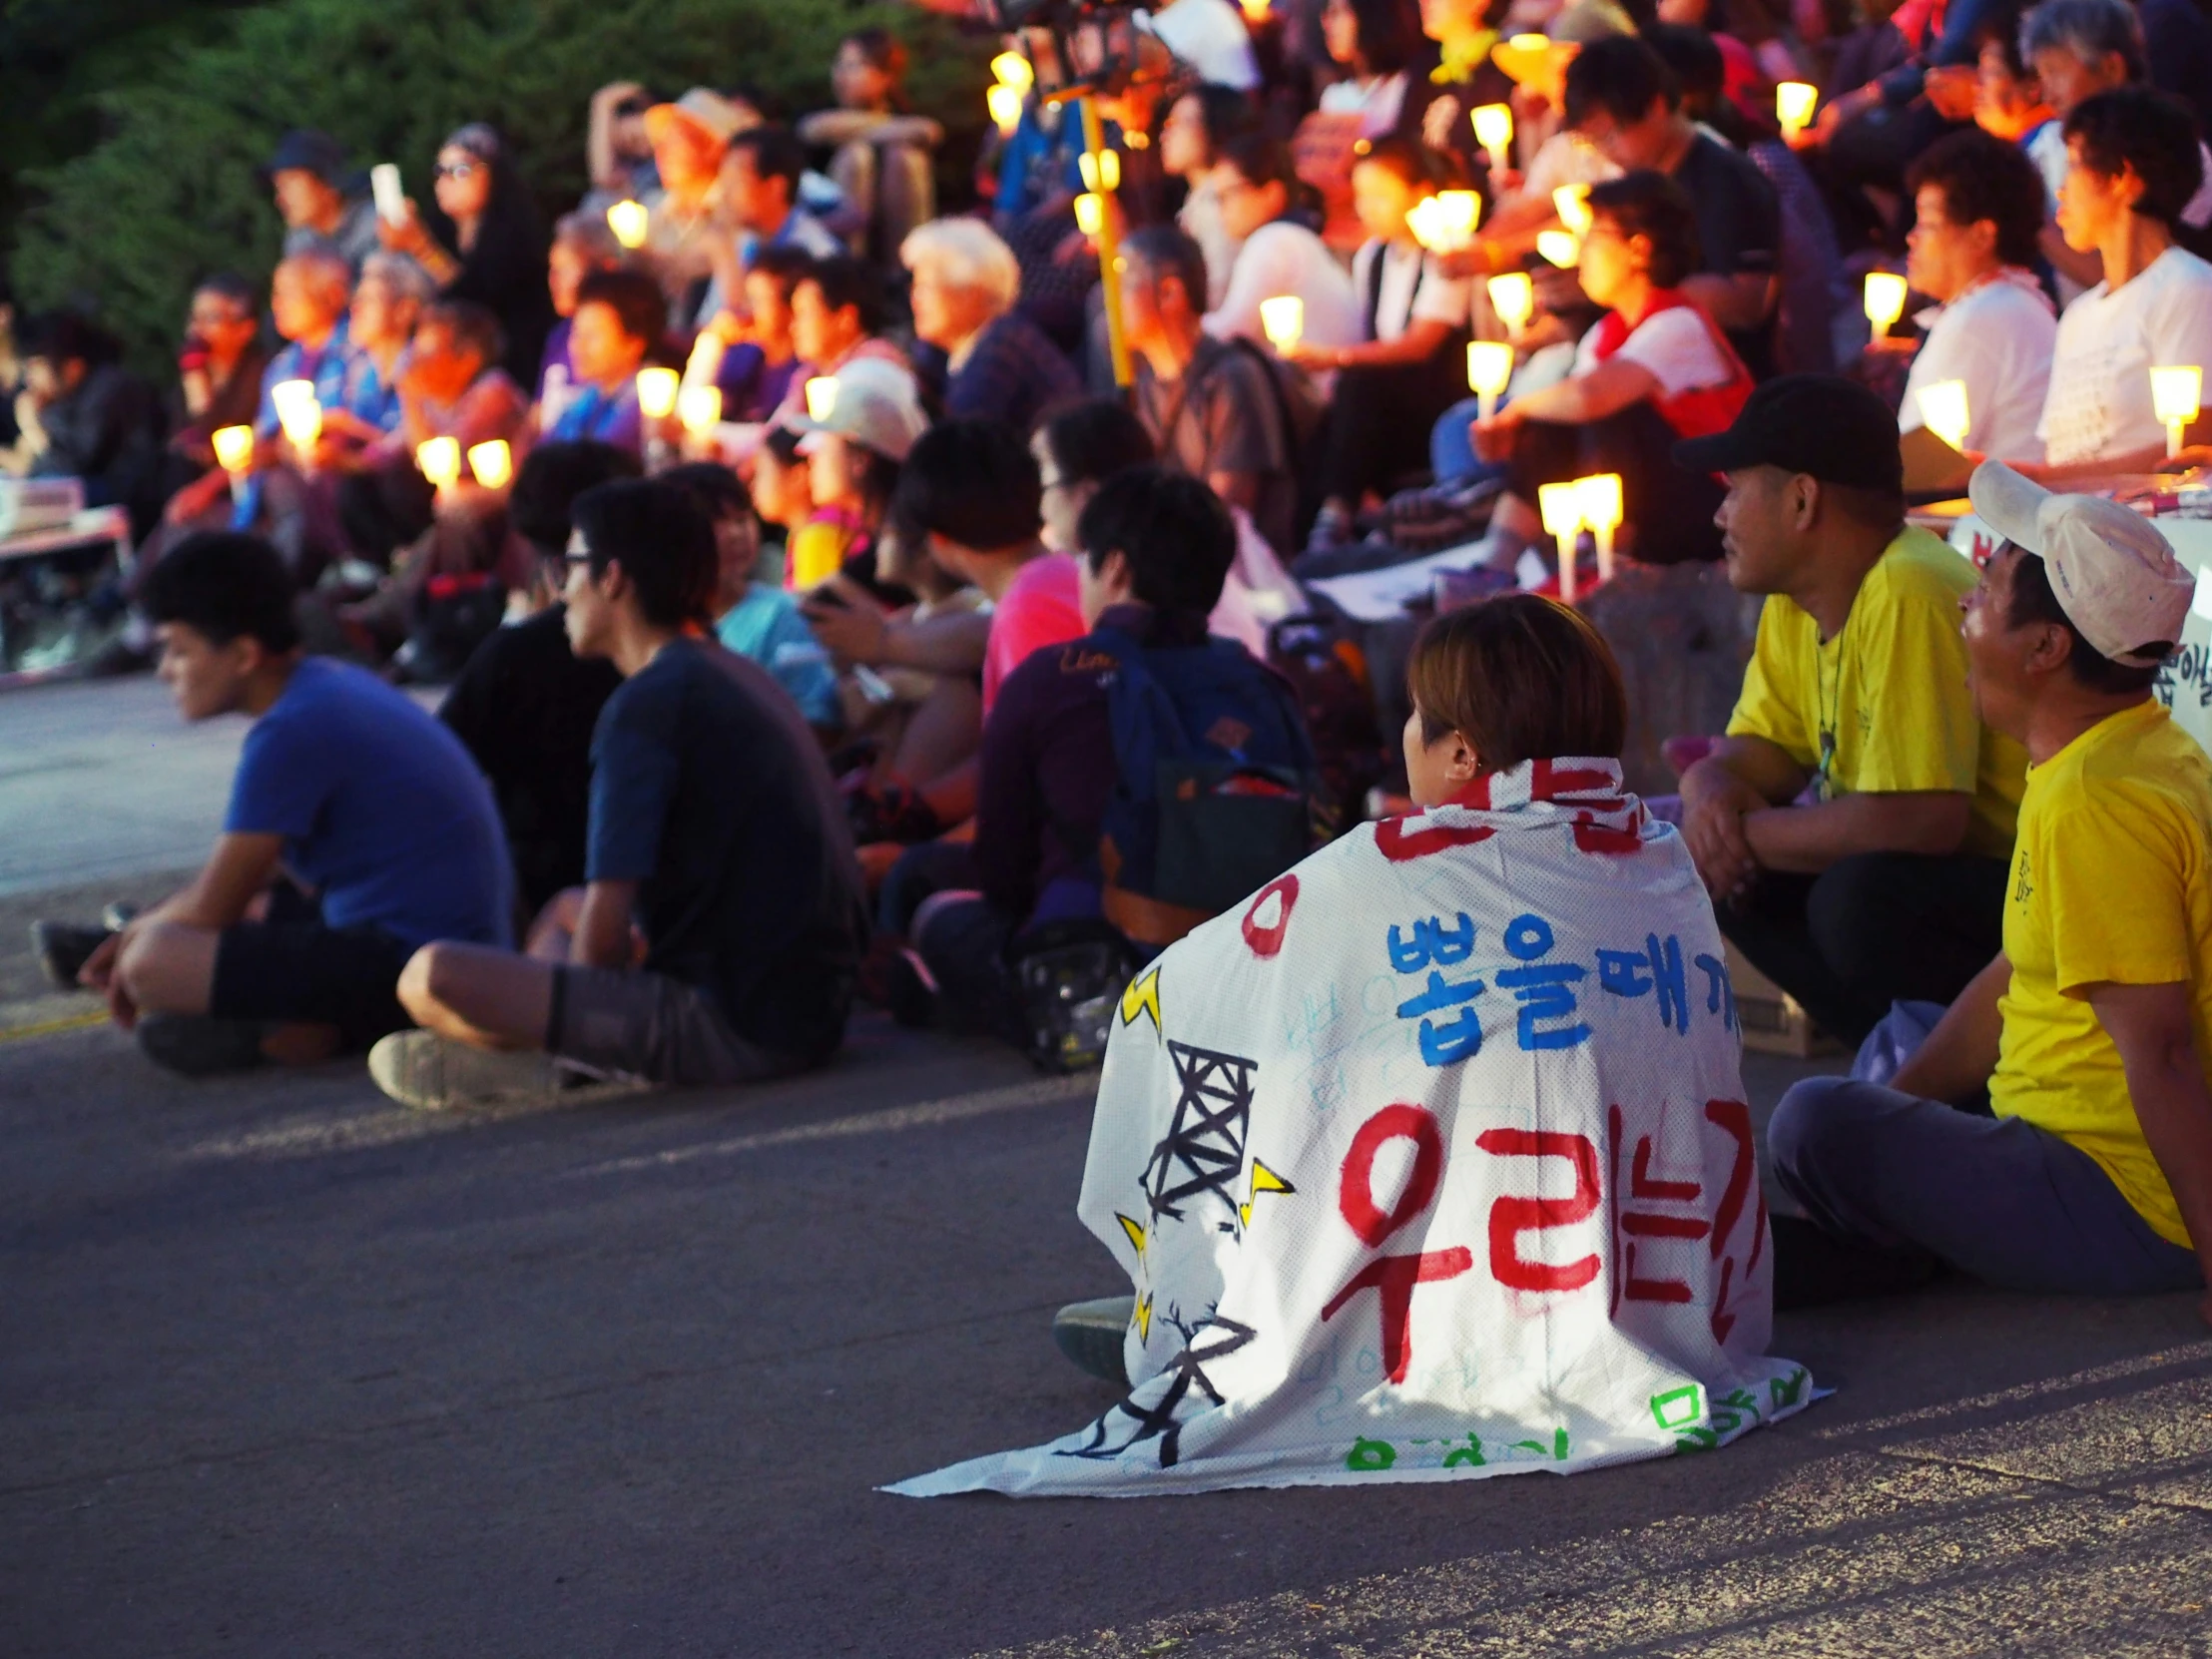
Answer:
[
  {"xmin": 137, "ymin": 1014, "xmax": 271, "ymax": 1077},
  {"xmin": 1052, "ymin": 1296, "xmax": 1136, "ymax": 1385},
  {"xmin": 366, "ymin": 1030, "xmax": 650, "ymax": 1112},
  {"xmin": 30, "ymin": 921, "xmax": 113, "ymax": 990}
]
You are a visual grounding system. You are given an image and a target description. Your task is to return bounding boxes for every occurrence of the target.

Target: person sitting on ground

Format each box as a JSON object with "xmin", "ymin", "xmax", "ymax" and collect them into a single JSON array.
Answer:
[
  {"xmin": 536, "ymin": 212, "xmax": 625, "ymax": 412},
  {"xmin": 2027, "ymin": 87, "xmax": 2212, "ymax": 480},
  {"xmin": 1158, "ymin": 84, "xmax": 1258, "ymax": 308},
  {"xmin": 901, "ymin": 218, "xmax": 1081, "ymax": 437},
  {"xmin": 439, "ymin": 442, "xmax": 640, "ymax": 922},
  {"xmin": 377, "ymin": 123, "xmax": 555, "ymax": 388},
  {"xmin": 799, "ymin": 29, "xmax": 943, "ymax": 262},
  {"xmin": 228, "ymin": 253, "xmax": 360, "ymax": 579},
  {"xmin": 1468, "ymin": 171, "xmax": 1755, "ymax": 571},
  {"xmin": 165, "ymin": 275, "xmax": 270, "ymax": 494},
  {"xmin": 10, "ymin": 311, "xmax": 166, "ymax": 535},
  {"xmin": 704, "ymin": 126, "xmax": 845, "ymax": 325},
  {"xmin": 43, "ymin": 531, "xmax": 513, "ymax": 1077},
  {"xmin": 538, "ymin": 269, "xmax": 663, "ymax": 453},
  {"xmin": 784, "ymin": 353, "xmax": 928, "ymax": 591},
  {"xmin": 1120, "ymin": 225, "xmax": 1299, "ymax": 561},
  {"xmin": 1564, "ymin": 36, "xmax": 1784, "ymax": 378},
  {"xmin": 1285, "ymin": 137, "xmax": 1472, "ymax": 550},
  {"xmin": 1887, "ymin": 127, "xmax": 2056, "ymax": 464},
  {"xmin": 370, "ymin": 477, "xmax": 869, "ymax": 1110},
  {"xmin": 711, "ymin": 244, "xmax": 810, "ymax": 423},
  {"xmin": 1671, "ymin": 374, "xmax": 2028, "ymax": 1046},
  {"xmin": 316, "ymin": 252, "xmax": 427, "ymax": 473},
  {"xmin": 659, "ymin": 460, "xmax": 839, "ymax": 733},
  {"xmin": 1768, "ymin": 460, "xmax": 2209, "ymax": 1319},
  {"xmin": 901, "ymin": 468, "xmax": 1314, "ymax": 1042},
  {"xmin": 636, "ymin": 89, "xmax": 749, "ymax": 316},
  {"xmin": 263, "ymin": 129, "xmax": 382, "ymax": 274},
  {"xmin": 1202, "ymin": 131, "xmax": 1363, "ymax": 366}
]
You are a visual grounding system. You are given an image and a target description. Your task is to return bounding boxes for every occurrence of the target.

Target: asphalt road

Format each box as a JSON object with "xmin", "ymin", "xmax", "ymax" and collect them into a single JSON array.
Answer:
[{"xmin": 4, "ymin": 676, "xmax": 2209, "ymax": 1656}]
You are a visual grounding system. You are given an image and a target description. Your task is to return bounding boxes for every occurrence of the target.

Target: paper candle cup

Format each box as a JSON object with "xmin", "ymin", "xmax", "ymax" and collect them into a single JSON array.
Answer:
[
  {"xmin": 1487, "ymin": 273, "xmax": 1534, "ymax": 332},
  {"xmin": 685, "ymin": 332, "xmax": 726, "ymax": 388},
  {"xmin": 1575, "ymin": 472, "xmax": 1622, "ymax": 583},
  {"xmin": 1077, "ymin": 150, "xmax": 1121, "ymax": 194},
  {"xmin": 416, "ymin": 436, "xmax": 461, "ymax": 489},
  {"xmin": 805, "ymin": 376, "xmax": 838, "ymax": 423},
  {"xmin": 271, "ymin": 379, "xmax": 321, "ymax": 448},
  {"xmin": 211, "ymin": 424, "xmax": 254, "ymax": 474},
  {"xmin": 2151, "ymin": 363, "xmax": 2202, "ymax": 454},
  {"xmin": 1864, "ymin": 272, "xmax": 1909, "ymax": 334},
  {"xmin": 1539, "ymin": 481, "xmax": 1584, "ymax": 603},
  {"xmin": 1260, "ymin": 295, "xmax": 1304, "ymax": 351},
  {"xmin": 1916, "ymin": 379, "xmax": 1971, "ymax": 451},
  {"xmin": 1074, "ymin": 193, "xmax": 1105, "ymax": 236},
  {"xmin": 987, "ymin": 84, "xmax": 1024, "ymax": 138},
  {"xmin": 607, "ymin": 200, "xmax": 649, "ymax": 251},
  {"xmin": 1471, "ymin": 104, "xmax": 1514, "ymax": 160},
  {"xmin": 636, "ymin": 366, "xmax": 681, "ymax": 420},
  {"xmin": 1467, "ymin": 339, "xmax": 1514, "ymax": 423},
  {"xmin": 678, "ymin": 384, "xmax": 723, "ymax": 436},
  {"xmin": 466, "ymin": 439, "xmax": 514, "ymax": 490},
  {"xmin": 991, "ymin": 50, "xmax": 1035, "ymax": 91},
  {"xmin": 1776, "ymin": 81, "xmax": 1818, "ymax": 134},
  {"xmin": 1436, "ymin": 190, "xmax": 1480, "ymax": 250}
]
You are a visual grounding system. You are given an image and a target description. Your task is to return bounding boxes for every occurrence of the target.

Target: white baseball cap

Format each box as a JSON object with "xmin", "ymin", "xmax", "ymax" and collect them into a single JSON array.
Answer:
[
  {"xmin": 788, "ymin": 356, "xmax": 928, "ymax": 462},
  {"xmin": 1967, "ymin": 460, "xmax": 2192, "ymax": 668}
]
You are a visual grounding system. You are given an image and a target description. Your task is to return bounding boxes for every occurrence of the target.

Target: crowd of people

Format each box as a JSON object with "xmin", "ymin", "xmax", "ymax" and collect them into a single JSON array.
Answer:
[{"xmin": 21, "ymin": 0, "xmax": 2212, "ymax": 1327}]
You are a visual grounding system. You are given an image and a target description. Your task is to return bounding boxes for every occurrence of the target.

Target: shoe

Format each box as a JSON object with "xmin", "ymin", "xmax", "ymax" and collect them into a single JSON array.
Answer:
[
  {"xmin": 79, "ymin": 637, "xmax": 153, "ymax": 679},
  {"xmin": 101, "ymin": 901, "xmax": 141, "ymax": 932},
  {"xmin": 883, "ymin": 947, "xmax": 938, "ymax": 1031},
  {"xmin": 30, "ymin": 921, "xmax": 113, "ymax": 990},
  {"xmin": 1052, "ymin": 1296, "xmax": 1136, "ymax": 1385},
  {"xmin": 366, "ymin": 1030, "xmax": 651, "ymax": 1112},
  {"xmin": 137, "ymin": 1014, "xmax": 271, "ymax": 1077}
]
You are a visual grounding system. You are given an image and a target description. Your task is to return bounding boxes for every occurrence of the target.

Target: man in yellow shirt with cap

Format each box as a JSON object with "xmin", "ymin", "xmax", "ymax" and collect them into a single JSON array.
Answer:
[
  {"xmin": 1672, "ymin": 375, "xmax": 2029, "ymax": 1044},
  {"xmin": 1770, "ymin": 461, "xmax": 2211, "ymax": 1317}
]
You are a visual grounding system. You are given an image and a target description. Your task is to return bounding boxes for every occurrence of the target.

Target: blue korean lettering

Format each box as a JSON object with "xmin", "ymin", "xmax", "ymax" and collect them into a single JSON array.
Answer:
[
  {"xmin": 1387, "ymin": 912, "xmax": 1475, "ymax": 973},
  {"xmin": 1596, "ymin": 946, "xmax": 1651, "ymax": 998},
  {"xmin": 1494, "ymin": 913, "xmax": 1590, "ymax": 1050},
  {"xmin": 1394, "ymin": 969, "xmax": 1486, "ymax": 1020},
  {"xmin": 1694, "ymin": 952, "xmax": 1738, "ymax": 1032},
  {"xmin": 1419, "ymin": 1005, "xmax": 1484, "ymax": 1066},
  {"xmin": 1650, "ymin": 934, "xmax": 1688, "ymax": 1034}
]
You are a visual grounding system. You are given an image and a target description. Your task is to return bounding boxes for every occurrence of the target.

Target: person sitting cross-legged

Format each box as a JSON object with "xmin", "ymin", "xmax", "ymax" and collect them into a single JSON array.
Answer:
[
  {"xmin": 370, "ymin": 477, "xmax": 870, "ymax": 1110},
  {"xmin": 1673, "ymin": 376, "xmax": 2030, "ymax": 1046},
  {"xmin": 42, "ymin": 531, "xmax": 514, "ymax": 1076},
  {"xmin": 1770, "ymin": 462, "xmax": 2210, "ymax": 1318}
]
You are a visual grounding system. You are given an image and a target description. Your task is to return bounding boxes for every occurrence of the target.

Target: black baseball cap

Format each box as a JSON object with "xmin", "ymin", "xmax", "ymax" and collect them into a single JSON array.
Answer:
[
  {"xmin": 1672, "ymin": 373, "xmax": 1904, "ymax": 493},
  {"xmin": 260, "ymin": 129, "xmax": 351, "ymax": 187}
]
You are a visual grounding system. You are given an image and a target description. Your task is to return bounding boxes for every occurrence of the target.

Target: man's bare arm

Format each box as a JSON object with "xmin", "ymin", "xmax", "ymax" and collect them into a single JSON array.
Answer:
[
  {"xmin": 1743, "ymin": 790, "xmax": 1973, "ymax": 873},
  {"xmin": 2090, "ymin": 979, "xmax": 2212, "ymax": 1324}
]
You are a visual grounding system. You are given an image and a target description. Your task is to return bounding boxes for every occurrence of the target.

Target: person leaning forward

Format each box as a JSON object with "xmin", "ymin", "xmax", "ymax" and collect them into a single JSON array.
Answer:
[{"xmin": 1672, "ymin": 375, "xmax": 2029, "ymax": 1045}]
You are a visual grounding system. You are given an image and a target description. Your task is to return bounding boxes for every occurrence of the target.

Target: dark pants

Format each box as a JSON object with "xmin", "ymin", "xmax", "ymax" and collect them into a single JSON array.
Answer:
[
  {"xmin": 1320, "ymin": 346, "xmax": 1468, "ymax": 507},
  {"xmin": 913, "ymin": 894, "xmax": 1025, "ymax": 1045},
  {"xmin": 336, "ymin": 459, "xmax": 437, "ymax": 569},
  {"xmin": 1770, "ymin": 1077, "xmax": 2202, "ymax": 1305},
  {"xmin": 1718, "ymin": 851, "xmax": 2008, "ymax": 1045},
  {"xmin": 207, "ymin": 882, "xmax": 415, "ymax": 1052},
  {"xmin": 1507, "ymin": 402, "xmax": 1727, "ymax": 566}
]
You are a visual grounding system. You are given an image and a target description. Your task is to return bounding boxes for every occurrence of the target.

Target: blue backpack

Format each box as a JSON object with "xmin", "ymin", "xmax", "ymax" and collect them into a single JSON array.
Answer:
[{"xmin": 1090, "ymin": 625, "xmax": 1321, "ymax": 945}]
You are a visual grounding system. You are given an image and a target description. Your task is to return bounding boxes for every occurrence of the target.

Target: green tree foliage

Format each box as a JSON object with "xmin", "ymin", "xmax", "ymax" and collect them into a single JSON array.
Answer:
[{"xmin": 14, "ymin": 0, "xmax": 987, "ymax": 366}]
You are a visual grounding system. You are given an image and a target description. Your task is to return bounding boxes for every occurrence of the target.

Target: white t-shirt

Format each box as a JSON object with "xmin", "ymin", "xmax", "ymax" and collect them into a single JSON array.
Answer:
[
  {"xmin": 1900, "ymin": 271, "xmax": 2055, "ymax": 464},
  {"xmin": 2028, "ymin": 121, "xmax": 2212, "ymax": 306},
  {"xmin": 1569, "ymin": 305, "xmax": 1733, "ymax": 398},
  {"xmin": 1138, "ymin": 0, "xmax": 1261, "ymax": 90},
  {"xmin": 1349, "ymin": 239, "xmax": 1472, "ymax": 340},
  {"xmin": 1205, "ymin": 221, "xmax": 1364, "ymax": 363},
  {"xmin": 2036, "ymin": 246, "xmax": 2212, "ymax": 466},
  {"xmin": 1317, "ymin": 72, "xmax": 1409, "ymax": 136}
]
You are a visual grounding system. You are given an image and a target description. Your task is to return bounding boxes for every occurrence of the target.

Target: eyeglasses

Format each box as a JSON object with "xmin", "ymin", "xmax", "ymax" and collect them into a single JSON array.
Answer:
[{"xmin": 435, "ymin": 161, "xmax": 482, "ymax": 181}]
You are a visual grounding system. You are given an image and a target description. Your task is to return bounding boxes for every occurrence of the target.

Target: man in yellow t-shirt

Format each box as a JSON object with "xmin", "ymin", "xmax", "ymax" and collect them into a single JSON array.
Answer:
[
  {"xmin": 1770, "ymin": 462, "xmax": 2210, "ymax": 1315},
  {"xmin": 1671, "ymin": 377, "xmax": 2028, "ymax": 1043}
]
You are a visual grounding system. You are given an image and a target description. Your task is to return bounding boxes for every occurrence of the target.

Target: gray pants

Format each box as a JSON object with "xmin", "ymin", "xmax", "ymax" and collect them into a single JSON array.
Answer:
[
  {"xmin": 549, "ymin": 963, "xmax": 797, "ymax": 1088},
  {"xmin": 1770, "ymin": 1077, "xmax": 2201, "ymax": 1300}
]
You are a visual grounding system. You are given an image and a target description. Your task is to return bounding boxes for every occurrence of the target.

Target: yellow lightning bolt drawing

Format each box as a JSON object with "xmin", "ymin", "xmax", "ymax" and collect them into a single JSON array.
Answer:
[
  {"xmin": 1135, "ymin": 1294, "xmax": 1153, "ymax": 1341},
  {"xmin": 1117, "ymin": 1213, "xmax": 1148, "ymax": 1258},
  {"xmin": 1240, "ymin": 1160, "xmax": 1296, "ymax": 1228},
  {"xmin": 1119, "ymin": 966, "xmax": 1163, "ymax": 1034}
]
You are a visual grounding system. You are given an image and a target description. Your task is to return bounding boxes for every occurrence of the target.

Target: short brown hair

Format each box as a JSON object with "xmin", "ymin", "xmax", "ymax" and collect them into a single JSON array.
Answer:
[{"xmin": 1407, "ymin": 596, "xmax": 1627, "ymax": 768}]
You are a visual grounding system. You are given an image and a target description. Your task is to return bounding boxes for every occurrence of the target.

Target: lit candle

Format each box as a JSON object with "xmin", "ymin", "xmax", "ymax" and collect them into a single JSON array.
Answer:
[
  {"xmin": 636, "ymin": 365, "xmax": 681, "ymax": 420},
  {"xmin": 1539, "ymin": 480, "xmax": 1584, "ymax": 604},
  {"xmin": 1916, "ymin": 379, "xmax": 1971, "ymax": 451},
  {"xmin": 1553, "ymin": 183, "xmax": 1592, "ymax": 237},
  {"xmin": 1776, "ymin": 82, "xmax": 1818, "ymax": 140},
  {"xmin": 1260, "ymin": 295, "xmax": 1304, "ymax": 352},
  {"xmin": 806, "ymin": 376, "xmax": 838, "ymax": 422},
  {"xmin": 416, "ymin": 435, "xmax": 461, "ymax": 490},
  {"xmin": 678, "ymin": 384, "xmax": 723, "ymax": 437},
  {"xmin": 1467, "ymin": 340, "xmax": 1514, "ymax": 423},
  {"xmin": 1435, "ymin": 190, "xmax": 1480, "ymax": 252},
  {"xmin": 1074, "ymin": 192, "xmax": 1105, "ymax": 236},
  {"xmin": 607, "ymin": 200, "xmax": 649, "ymax": 251},
  {"xmin": 1575, "ymin": 473, "xmax": 1623, "ymax": 585},
  {"xmin": 1508, "ymin": 31, "xmax": 1549, "ymax": 49},
  {"xmin": 991, "ymin": 50, "xmax": 1035, "ymax": 92},
  {"xmin": 1077, "ymin": 150, "xmax": 1121, "ymax": 194},
  {"xmin": 270, "ymin": 379, "xmax": 320, "ymax": 449},
  {"xmin": 1864, "ymin": 271, "xmax": 1909, "ymax": 337},
  {"xmin": 1239, "ymin": 0, "xmax": 1272, "ymax": 19},
  {"xmin": 1536, "ymin": 230, "xmax": 1580, "ymax": 269},
  {"xmin": 1488, "ymin": 272, "xmax": 1534, "ymax": 333},
  {"xmin": 1405, "ymin": 197, "xmax": 1443, "ymax": 253},
  {"xmin": 1471, "ymin": 104, "xmax": 1514, "ymax": 175},
  {"xmin": 987, "ymin": 84, "xmax": 1024, "ymax": 138},
  {"xmin": 2150, "ymin": 364, "xmax": 2203, "ymax": 457},
  {"xmin": 211, "ymin": 424, "xmax": 254, "ymax": 475},
  {"xmin": 466, "ymin": 438, "xmax": 513, "ymax": 490}
]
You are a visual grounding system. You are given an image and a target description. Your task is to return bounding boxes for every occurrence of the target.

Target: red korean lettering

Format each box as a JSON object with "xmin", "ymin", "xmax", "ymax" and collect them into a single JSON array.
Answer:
[
  {"xmin": 1322, "ymin": 1104, "xmax": 1471, "ymax": 1382},
  {"xmin": 1474, "ymin": 1127, "xmax": 1600, "ymax": 1293}
]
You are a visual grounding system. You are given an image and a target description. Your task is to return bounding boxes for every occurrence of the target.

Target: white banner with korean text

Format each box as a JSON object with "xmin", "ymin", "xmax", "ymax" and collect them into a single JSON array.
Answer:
[{"xmin": 890, "ymin": 758, "xmax": 1813, "ymax": 1497}]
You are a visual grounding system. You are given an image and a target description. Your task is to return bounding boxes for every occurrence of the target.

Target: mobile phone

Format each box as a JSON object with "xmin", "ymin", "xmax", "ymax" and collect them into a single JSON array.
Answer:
[{"xmin": 370, "ymin": 164, "xmax": 406, "ymax": 226}]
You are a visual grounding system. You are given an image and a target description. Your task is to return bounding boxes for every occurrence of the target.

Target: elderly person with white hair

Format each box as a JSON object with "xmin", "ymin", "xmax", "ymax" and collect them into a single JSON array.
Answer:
[{"xmin": 899, "ymin": 218, "xmax": 1080, "ymax": 435}]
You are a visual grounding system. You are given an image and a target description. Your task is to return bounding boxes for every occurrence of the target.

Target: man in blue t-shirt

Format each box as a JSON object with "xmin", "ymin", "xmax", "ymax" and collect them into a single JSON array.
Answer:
[
  {"xmin": 369, "ymin": 477, "xmax": 868, "ymax": 1112},
  {"xmin": 57, "ymin": 532, "xmax": 513, "ymax": 1076}
]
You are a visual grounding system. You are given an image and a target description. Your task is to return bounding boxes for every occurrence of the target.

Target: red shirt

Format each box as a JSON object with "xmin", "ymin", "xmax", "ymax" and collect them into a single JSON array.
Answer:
[{"xmin": 981, "ymin": 552, "xmax": 1086, "ymax": 717}]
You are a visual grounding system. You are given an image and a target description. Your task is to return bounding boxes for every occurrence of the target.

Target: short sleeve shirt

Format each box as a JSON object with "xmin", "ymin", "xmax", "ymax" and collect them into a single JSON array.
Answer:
[
  {"xmin": 1133, "ymin": 334, "xmax": 1296, "ymax": 558},
  {"xmin": 1727, "ymin": 526, "xmax": 2027, "ymax": 858},
  {"xmin": 1993, "ymin": 700, "xmax": 2212, "ymax": 1247},
  {"xmin": 982, "ymin": 552, "xmax": 1087, "ymax": 716},
  {"xmin": 1570, "ymin": 306, "xmax": 1733, "ymax": 398},
  {"xmin": 1669, "ymin": 131, "xmax": 1782, "ymax": 375},
  {"xmin": 2037, "ymin": 248, "xmax": 2212, "ymax": 467}
]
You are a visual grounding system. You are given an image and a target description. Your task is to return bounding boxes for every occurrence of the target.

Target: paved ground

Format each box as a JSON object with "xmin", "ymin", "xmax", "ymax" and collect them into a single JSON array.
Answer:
[{"xmin": 4, "ymin": 677, "xmax": 2209, "ymax": 1657}]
